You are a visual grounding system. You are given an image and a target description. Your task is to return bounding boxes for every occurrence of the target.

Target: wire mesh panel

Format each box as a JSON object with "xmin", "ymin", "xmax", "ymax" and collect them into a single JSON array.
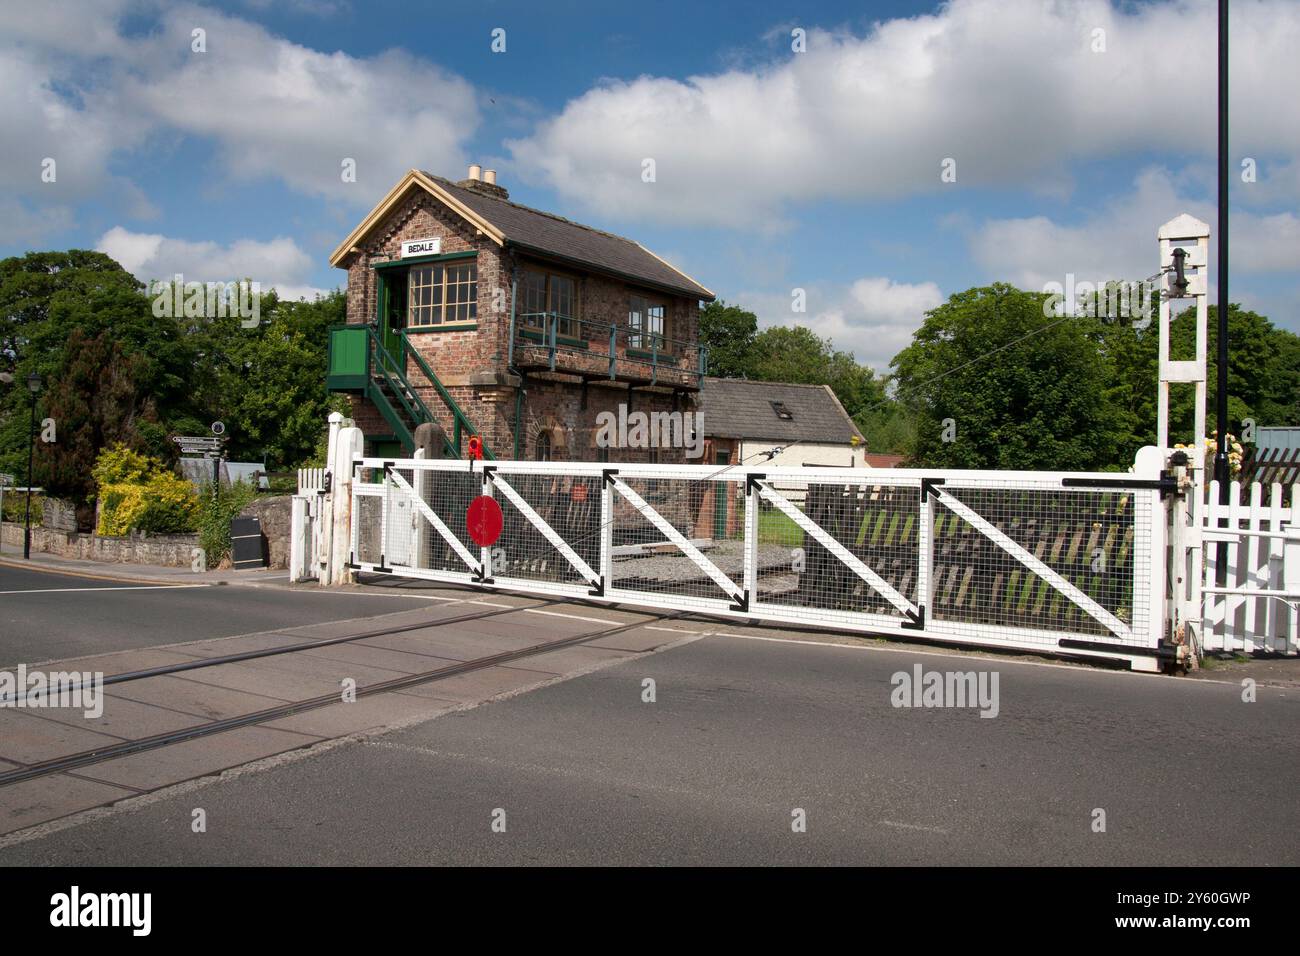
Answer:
[
  {"xmin": 930, "ymin": 481, "xmax": 1148, "ymax": 645},
  {"xmin": 754, "ymin": 477, "xmax": 920, "ymax": 625},
  {"xmin": 385, "ymin": 465, "xmax": 418, "ymax": 568},
  {"xmin": 352, "ymin": 489, "xmax": 384, "ymax": 565},
  {"xmin": 415, "ymin": 466, "xmax": 483, "ymax": 574},
  {"xmin": 609, "ymin": 473, "xmax": 746, "ymax": 609},
  {"xmin": 343, "ymin": 455, "xmax": 1168, "ymax": 668},
  {"xmin": 489, "ymin": 469, "xmax": 602, "ymax": 590}
]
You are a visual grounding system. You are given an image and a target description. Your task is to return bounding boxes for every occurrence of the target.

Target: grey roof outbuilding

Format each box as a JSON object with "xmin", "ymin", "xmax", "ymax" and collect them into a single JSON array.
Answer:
[{"xmin": 700, "ymin": 377, "xmax": 864, "ymax": 444}]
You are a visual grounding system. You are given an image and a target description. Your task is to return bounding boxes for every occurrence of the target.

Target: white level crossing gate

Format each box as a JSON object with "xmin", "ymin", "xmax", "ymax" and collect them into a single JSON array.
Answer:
[{"xmin": 347, "ymin": 456, "xmax": 1173, "ymax": 671}]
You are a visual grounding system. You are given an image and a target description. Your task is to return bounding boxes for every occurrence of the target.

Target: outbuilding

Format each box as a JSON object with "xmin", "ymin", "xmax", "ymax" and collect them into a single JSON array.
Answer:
[{"xmin": 697, "ymin": 376, "xmax": 866, "ymax": 469}]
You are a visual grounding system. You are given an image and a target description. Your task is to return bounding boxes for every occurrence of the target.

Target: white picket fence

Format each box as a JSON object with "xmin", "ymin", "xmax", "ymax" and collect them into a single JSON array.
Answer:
[
  {"xmin": 289, "ymin": 468, "xmax": 328, "ymax": 583},
  {"xmin": 1201, "ymin": 480, "xmax": 1300, "ymax": 654}
]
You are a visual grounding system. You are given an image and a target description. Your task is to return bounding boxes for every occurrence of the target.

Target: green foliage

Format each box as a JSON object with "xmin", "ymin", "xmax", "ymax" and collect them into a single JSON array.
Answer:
[
  {"xmin": 748, "ymin": 325, "xmax": 891, "ymax": 427},
  {"xmin": 196, "ymin": 481, "xmax": 257, "ymax": 568},
  {"xmin": 891, "ymin": 283, "xmax": 1131, "ymax": 470},
  {"xmin": 186, "ymin": 290, "xmax": 346, "ymax": 471},
  {"xmin": 698, "ymin": 300, "xmax": 758, "ymax": 378},
  {"xmin": 93, "ymin": 444, "xmax": 200, "ymax": 536},
  {"xmin": 0, "ymin": 252, "xmax": 343, "ymax": 497},
  {"xmin": 0, "ymin": 250, "xmax": 141, "ymax": 377},
  {"xmin": 0, "ymin": 491, "xmax": 41, "ymax": 525}
]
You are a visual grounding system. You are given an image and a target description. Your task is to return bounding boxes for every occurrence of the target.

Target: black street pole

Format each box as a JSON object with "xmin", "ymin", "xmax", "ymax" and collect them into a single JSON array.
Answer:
[
  {"xmin": 23, "ymin": 394, "xmax": 36, "ymax": 560},
  {"xmin": 1214, "ymin": 0, "xmax": 1230, "ymax": 496}
]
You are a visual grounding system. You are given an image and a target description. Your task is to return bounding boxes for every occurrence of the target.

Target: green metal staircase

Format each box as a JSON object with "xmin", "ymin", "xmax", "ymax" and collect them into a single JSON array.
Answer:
[{"xmin": 327, "ymin": 325, "xmax": 494, "ymax": 460}]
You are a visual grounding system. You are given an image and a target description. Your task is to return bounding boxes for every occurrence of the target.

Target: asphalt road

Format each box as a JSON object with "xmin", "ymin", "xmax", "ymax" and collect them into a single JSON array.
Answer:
[
  {"xmin": 0, "ymin": 564, "xmax": 438, "ymax": 665},
  {"xmin": 3, "ymin": 631, "xmax": 1295, "ymax": 865}
]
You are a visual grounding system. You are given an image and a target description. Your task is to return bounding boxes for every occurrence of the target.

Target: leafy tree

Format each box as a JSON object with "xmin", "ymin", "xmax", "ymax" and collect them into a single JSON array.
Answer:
[
  {"xmin": 748, "ymin": 324, "xmax": 894, "ymax": 437},
  {"xmin": 188, "ymin": 290, "xmax": 347, "ymax": 470},
  {"xmin": 891, "ymin": 283, "xmax": 1130, "ymax": 470},
  {"xmin": 698, "ymin": 300, "xmax": 757, "ymax": 378},
  {"xmin": 0, "ymin": 250, "xmax": 140, "ymax": 374},
  {"xmin": 31, "ymin": 329, "xmax": 166, "ymax": 517},
  {"xmin": 1101, "ymin": 301, "xmax": 1300, "ymax": 457}
]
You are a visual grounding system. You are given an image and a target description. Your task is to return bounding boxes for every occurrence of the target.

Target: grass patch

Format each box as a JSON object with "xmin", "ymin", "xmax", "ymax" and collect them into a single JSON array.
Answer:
[{"xmin": 757, "ymin": 508, "xmax": 804, "ymax": 547}]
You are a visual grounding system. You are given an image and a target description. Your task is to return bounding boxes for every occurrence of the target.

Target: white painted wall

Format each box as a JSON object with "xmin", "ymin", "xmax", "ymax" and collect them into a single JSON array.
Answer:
[{"xmin": 738, "ymin": 440, "xmax": 864, "ymax": 469}]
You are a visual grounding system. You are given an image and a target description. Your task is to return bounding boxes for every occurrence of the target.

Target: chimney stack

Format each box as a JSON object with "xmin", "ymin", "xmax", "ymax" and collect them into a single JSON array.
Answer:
[{"xmin": 456, "ymin": 163, "xmax": 508, "ymax": 201}]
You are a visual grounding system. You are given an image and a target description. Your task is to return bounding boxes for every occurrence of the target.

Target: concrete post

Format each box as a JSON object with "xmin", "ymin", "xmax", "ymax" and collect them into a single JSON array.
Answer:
[
  {"xmin": 412, "ymin": 422, "xmax": 446, "ymax": 571},
  {"xmin": 323, "ymin": 413, "xmax": 362, "ymax": 587}
]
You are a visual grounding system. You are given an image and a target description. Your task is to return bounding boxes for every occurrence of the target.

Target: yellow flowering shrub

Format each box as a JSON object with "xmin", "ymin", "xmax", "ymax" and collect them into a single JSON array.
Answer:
[
  {"xmin": 97, "ymin": 483, "xmax": 149, "ymax": 536},
  {"xmin": 93, "ymin": 445, "xmax": 200, "ymax": 537}
]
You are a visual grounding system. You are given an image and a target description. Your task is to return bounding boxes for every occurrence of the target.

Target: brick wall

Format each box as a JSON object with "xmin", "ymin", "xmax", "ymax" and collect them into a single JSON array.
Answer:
[{"xmin": 336, "ymin": 188, "xmax": 706, "ymax": 461}]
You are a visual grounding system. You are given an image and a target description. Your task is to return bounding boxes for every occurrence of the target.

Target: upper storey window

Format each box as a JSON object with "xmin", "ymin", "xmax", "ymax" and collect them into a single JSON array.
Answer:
[
  {"xmin": 408, "ymin": 262, "xmax": 477, "ymax": 326},
  {"xmin": 521, "ymin": 269, "xmax": 579, "ymax": 338}
]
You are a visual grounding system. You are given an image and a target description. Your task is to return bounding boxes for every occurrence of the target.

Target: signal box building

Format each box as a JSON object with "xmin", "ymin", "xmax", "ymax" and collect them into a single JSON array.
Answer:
[{"xmin": 327, "ymin": 166, "xmax": 714, "ymax": 462}]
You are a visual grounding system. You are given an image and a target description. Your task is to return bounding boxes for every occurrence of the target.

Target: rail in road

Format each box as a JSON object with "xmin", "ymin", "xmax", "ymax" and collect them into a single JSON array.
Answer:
[{"xmin": 0, "ymin": 598, "xmax": 681, "ymax": 789}]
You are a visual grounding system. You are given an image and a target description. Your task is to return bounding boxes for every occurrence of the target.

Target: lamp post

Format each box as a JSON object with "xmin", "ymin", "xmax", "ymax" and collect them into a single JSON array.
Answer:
[
  {"xmin": 1214, "ymin": 0, "xmax": 1230, "ymax": 496},
  {"xmin": 24, "ymin": 371, "xmax": 41, "ymax": 560}
]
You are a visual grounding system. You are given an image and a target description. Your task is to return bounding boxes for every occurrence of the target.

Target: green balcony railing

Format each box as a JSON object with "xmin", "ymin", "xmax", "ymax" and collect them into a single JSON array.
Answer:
[{"xmin": 508, "ymin": 311, "xmax": 708, "ymax": 387}]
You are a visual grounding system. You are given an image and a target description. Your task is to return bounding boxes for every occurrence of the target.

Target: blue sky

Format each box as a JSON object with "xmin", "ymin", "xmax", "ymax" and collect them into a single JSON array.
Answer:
[{"xmin": 3, "ymin": 0, "xmax": 1298, "ymax": 372}]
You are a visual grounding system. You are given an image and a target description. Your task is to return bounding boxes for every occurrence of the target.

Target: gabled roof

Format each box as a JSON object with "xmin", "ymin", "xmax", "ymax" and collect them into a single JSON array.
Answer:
[
  {"xmin": 700, "ymin": 377, "xmax": 864, "ymax": 445},
  {"xmin": 329, "ymin": 169, "xmax": 713, "ymax": 300}
]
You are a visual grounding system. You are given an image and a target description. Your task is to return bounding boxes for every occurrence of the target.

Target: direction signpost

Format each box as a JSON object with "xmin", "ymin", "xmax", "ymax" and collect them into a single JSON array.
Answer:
[{"xmin": 174, "ymin": 435, "xmax": 226, "ymax": 488}]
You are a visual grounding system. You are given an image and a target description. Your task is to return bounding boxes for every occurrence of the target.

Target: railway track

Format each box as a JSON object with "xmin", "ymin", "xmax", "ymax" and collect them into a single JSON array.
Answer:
[{"xmin": 0, "ymin": 597, "xmax": 681, "ymax": 789}]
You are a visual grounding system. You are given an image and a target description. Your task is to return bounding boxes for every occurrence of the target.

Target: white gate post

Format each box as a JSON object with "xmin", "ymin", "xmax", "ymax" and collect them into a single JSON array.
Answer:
[
  {"xmin": 1285, "ymin": 525, "xmax": 1300, "ymax": 656},
  {"xmin": 325, "ymin": 416, "xmax": 363, "ymax": 586}
]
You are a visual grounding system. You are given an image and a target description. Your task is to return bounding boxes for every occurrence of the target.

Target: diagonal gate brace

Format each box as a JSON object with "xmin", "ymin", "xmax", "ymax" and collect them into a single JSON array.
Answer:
[
  {"xmin": 488, "ymin": 473, "xmax": 600, "ymax": 588},
  {"xmin": 932, "ymin": 485, "xmax": 1130, "ymax": 639},
  {"xmin": 610, "ymin": 475, "xmax": 743, "ymax": 604},
  {"xmin": 756, "ymin": 480, "xmax": 920, "ymax": 620},
  {"xmin": 387, "ymin": 469, "xmax": 480, "ymax": 574}
]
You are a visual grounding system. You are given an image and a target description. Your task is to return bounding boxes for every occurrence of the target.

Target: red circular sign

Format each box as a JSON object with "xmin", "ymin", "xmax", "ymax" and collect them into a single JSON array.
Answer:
[{"xmin": 466, "ymin": 495, "xmax": 503, "ymax": 547}]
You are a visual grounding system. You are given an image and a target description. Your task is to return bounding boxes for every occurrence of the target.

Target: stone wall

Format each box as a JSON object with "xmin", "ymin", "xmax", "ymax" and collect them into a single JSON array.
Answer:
[
  {"xmin": 0, "ymin": 521, "xmax": 200, "ymax": 567},
  {"xmin": 238, "ymin": 495, "xmax": 292, "ymax": 569}
]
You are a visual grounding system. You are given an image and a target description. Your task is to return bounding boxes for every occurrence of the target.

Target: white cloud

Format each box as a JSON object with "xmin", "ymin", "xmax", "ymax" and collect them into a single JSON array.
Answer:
[
  {"xmin": 744, "ymin": 276, "xmax": 944, "ymax": 373},
  {"xmin": 0, "ymin": 2, "xmax": 481, "ymax": 220},
  {"xmin": 507, "ymin": 0, "xmax": 1300, "ymax": 229},
  {"xmin": 972, "ymin": 166, "xmax": 1300, "ymax": 291},
  {"xmin": 119, "ymin": 7, "xmax": 481, "ymax": 202},
  {"xmin": 971, "ymin": 168, "xmax": 1211, "ymax": 291},
  {"xmin": 97, "ymin": 225, "xmax": 319, "ymax": 294}
]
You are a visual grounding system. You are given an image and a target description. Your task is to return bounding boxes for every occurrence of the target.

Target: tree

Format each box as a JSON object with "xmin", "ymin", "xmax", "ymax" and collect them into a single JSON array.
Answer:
[
  {"xmin": 31, "ymin": 330, "xmax": 164, "ymax": 523},
  {"xmin": 1100, "ymin": 301, "xmax": 1300, "ymax": 457},
  {"xmin": 189, "ymin": 290, "xmax": 347, "ymax": 470},
  {"xmin": 698, "ymin": 300, "xmax": 757, "ymax": 378},
  {"xmin": 748, "ymin": 325, "xmax": 893, "ymax": 433},
  {"xmin": 0, "ymin": 250, "xmax": 140, "ymax": 374},
  {"xmin": 891, "ymin": 283, "xmax": 1130, "ymax": 470}
]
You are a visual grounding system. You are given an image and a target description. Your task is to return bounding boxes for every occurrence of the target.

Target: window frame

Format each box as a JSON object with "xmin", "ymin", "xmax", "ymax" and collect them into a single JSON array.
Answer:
[
  {"xmin": 628, "ymin": 294, "xmax": 668, "ymax": 351},
  {"xmin": 406, "ymin": 260, "xmax": 478, "ymax": 328},
  {"xmin": 520, "ymin": 266, "xmax": 582, "ymax": 339}
]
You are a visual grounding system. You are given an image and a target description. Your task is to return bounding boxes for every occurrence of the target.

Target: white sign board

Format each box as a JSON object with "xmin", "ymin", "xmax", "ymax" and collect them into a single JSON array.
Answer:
[{"xmin": 400, "ymin": 237, "xmax": 442, "ymax": 259}]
